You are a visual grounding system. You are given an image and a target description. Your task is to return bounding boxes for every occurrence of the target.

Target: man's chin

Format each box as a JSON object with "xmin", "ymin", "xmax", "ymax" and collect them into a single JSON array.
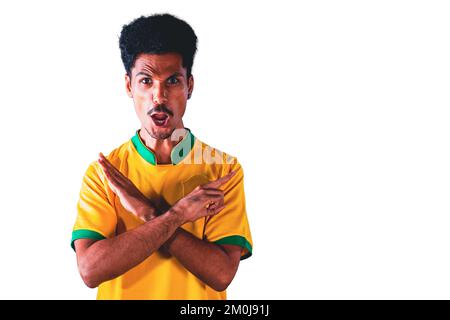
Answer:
[{"xmin": 146, "ymin": 126, "xmax": 174, "ymax": 140}]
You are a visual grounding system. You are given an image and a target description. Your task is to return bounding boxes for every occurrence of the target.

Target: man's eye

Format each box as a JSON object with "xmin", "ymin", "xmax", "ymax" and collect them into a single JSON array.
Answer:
[
  {"xmin": 167, "ymin": 77, "xmax": 179, "ymax": 85},
  {"xmin": 140, "ymin": 78, "xmax": 152, "ymax": 85}
]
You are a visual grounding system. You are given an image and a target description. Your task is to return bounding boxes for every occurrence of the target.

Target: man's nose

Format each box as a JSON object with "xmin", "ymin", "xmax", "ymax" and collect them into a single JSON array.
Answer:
[{"xmin": 152, "ymin": 83, "xmax": 168, "ymax": 105}]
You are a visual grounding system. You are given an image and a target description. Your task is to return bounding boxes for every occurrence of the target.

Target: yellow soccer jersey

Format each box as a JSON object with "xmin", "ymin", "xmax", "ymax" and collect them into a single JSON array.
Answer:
[{"xmin": 71, "ymin": 129, "xmax": 253, "ymax": 300}]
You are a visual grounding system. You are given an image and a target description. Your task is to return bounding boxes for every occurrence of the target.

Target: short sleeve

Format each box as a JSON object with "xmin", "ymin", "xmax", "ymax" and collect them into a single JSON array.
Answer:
[
  {"xmin": 71, "ymin": 162, "xmax": 117, "ymax": 251},
  {"xmin": 204, "ymin": 161, "xmax": 253, "ymax": 260}
]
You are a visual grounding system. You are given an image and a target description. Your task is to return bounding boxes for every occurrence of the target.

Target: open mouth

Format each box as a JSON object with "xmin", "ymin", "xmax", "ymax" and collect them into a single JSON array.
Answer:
[{"xmin": 150, "ymin": 112, "xmax": 170, "ymax": 127}]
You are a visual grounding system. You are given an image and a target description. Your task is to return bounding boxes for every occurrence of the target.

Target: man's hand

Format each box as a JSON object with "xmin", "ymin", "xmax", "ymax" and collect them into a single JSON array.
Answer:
[
  {"xmin": 171, "ymin": 170, "xmax": 236, "ymax": 224},
  {"xmin": 98, "ymin": 153, "xmax": 156, "ymax": 221}
]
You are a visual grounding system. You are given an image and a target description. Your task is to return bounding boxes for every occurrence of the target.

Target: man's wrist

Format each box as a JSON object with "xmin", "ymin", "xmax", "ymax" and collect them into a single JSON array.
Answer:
[{"xmin": 167, "ymin": 207, "xmax": 186, "ymax": 226}]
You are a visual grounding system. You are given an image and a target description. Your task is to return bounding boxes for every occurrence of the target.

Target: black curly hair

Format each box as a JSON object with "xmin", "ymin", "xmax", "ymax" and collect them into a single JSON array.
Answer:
[{"xmin": 119, "ymin": 14, "xmax": 198, "ymax": 78}]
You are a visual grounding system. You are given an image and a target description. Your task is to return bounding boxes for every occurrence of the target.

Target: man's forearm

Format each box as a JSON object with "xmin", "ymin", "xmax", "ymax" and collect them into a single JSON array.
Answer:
[
  {"xmin": 78, "ymin": 209, "xmax": 183, "ymax": 288},
  {"xmin": 162, "ymin": 228, "xmax": 236, "ymax": 292},
  {"xmin": 91, "ymin": 151, "xmax": 238, "ymax": 290}
]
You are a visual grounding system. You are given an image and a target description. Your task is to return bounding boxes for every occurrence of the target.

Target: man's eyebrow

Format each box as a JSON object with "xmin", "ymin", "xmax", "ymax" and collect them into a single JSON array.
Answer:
[
  {"xmin": 135, "ymin": 72, "xmax": 184, "ymax": 78},
  {"xmin": 135, "ymin": 72, "xmax": 151, "ymax": 77},
  {"xmin": 170, "ymin": 72, "xmax": 184, "ymax": 77}
]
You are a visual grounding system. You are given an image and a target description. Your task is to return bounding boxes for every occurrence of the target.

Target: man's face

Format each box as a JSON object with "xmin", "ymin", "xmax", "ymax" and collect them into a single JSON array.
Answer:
[{"xmin": 125, "ymin": 52, "xmax": 194, "ymax": 140}]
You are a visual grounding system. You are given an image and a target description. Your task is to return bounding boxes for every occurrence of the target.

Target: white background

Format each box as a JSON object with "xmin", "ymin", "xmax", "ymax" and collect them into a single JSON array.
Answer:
[{"xmin": 0, "ymin": 0, "xmax": 449, "ymax": 299}]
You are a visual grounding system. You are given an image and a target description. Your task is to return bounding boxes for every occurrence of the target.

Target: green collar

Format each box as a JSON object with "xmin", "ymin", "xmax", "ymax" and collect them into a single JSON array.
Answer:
[{"xmin": 131, "ymin": 129, "xmax": 196, "ymax": 165}]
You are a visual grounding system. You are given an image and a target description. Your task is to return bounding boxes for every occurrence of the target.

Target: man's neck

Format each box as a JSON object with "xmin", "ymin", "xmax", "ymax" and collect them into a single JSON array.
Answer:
[{"xmin": 139, "ymin": 126, "xmax": 188, "ymax": 165}]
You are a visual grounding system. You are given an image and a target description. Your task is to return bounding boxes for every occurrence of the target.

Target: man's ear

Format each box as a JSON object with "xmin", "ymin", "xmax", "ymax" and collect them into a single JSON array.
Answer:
[
  {"xmin": 187, "ymin": 74, "xmax": 194, "ymax": 99},
  {"xmin": 125, "ymin": 73, "xmax": 133, "ymax": 98}
]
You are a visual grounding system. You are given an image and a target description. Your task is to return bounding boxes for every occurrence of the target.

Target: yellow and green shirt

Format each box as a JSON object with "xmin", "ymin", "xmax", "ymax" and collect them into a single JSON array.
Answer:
[{"xmin": 71, "ymin": 130, "xmax": 253, "ymax": 300}]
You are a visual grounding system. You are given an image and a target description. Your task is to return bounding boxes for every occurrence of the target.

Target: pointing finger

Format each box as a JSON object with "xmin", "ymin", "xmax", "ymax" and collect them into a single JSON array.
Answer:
[
  {"xmin": 205, "ymin": 170, "xmax": 237, "ymax": 189},
  {"xmin": 99, "ymin": 153, "xmax": 122, "ymax": 177},
  {"xmin": 99, "ymin": 153, "xmax": 123, "ymax": 183}
]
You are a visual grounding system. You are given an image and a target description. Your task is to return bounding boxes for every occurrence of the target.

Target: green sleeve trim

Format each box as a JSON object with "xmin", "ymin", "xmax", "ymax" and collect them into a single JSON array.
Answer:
[
  {"xmin": 214, "ymin": 235, "xmax": 253, "ymax": 261},
  {"xmin": 71, "ymin": 229, "xmax": 106, "ymax": 251}
]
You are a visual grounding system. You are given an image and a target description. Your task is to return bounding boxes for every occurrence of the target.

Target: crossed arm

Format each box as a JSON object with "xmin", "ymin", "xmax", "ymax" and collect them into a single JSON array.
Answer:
[{"xmin": 74, "ymin": 154, "xmax": 242, "ymax": 291}]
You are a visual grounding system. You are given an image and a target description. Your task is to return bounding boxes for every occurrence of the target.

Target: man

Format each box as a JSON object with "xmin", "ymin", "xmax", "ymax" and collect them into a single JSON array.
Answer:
[{"xmin": 71, "ymin": 13, "xmax": 253, "ymax": 300}]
